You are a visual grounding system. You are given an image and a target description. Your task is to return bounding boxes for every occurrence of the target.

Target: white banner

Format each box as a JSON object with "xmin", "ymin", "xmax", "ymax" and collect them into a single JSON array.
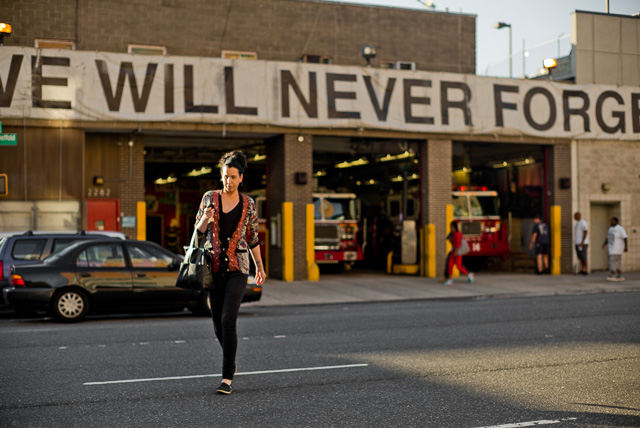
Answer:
[{"xmin": 0, "ymin": 47, "xmax": 638, "ymax": 140}]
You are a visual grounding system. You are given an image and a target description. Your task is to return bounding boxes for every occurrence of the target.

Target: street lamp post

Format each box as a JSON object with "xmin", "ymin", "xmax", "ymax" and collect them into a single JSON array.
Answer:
[{"xmin": 494, "ymin": 22, "xmax": 512, "ymax": 78}]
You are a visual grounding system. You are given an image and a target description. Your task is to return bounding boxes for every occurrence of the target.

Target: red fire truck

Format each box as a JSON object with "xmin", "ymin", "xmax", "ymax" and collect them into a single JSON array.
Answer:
[
  {"xmin": 312, "ymin": 193, "xmax": 364, "ymax": 267},
  {"xmin": 452, "ymin": 187, "xmax": 509, "ymax": 258},
  {"xmin": 248, "ymin": 192, "xmax": 364, "ymax": 268}
]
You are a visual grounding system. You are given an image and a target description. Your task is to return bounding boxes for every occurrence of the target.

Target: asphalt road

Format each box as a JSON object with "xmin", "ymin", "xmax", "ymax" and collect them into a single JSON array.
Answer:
[{"xmin": 1, "ymin": 293, "xmax": 639, "ymax": 428}]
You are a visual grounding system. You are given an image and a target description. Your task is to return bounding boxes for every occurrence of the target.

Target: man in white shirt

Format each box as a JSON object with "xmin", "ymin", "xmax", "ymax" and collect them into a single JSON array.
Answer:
[
  {"xmin": 602, "ymin": 217, "xmax": 628, "ymax": 281},
  {"xmin": 574, "ymin": 212, "xmax": 589, "ymax": 275}
]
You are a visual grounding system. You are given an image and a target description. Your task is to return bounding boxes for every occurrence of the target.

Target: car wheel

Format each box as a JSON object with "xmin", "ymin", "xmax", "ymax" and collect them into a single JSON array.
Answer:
[{"xmin": 51, "ymin": 289, "xmax": 89, "ymax": 322}]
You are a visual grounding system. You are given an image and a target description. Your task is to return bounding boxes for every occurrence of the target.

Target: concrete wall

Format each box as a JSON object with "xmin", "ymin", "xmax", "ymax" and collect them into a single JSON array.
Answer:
[
  {"xmin": 2, "ymin": 0, "xmax": 475, "ymax": 73},
  {"xmin": 572, "ymin": 11, "xmax": 640, "ymax": 86}
]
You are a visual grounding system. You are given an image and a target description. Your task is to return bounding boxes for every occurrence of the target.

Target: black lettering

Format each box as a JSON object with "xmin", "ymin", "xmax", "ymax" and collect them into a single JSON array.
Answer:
[
  {"xmin": 632, "ymin": 93, "xmax": 640, "ymax": 133},
  {"xmin": 32, "ymin": 56, "xmax": 71, "ymax": 109},
  {"xmin": 524, "ymin": 87, "xmax": 556, "ymax": 131},
  {"xmin": 440, "ymin": 81, "xmax": 472, "ymax": 126},
  {"xmin": 184, "ymin": 64, "xmax": 218, "ymax": 113},
  {"xmin": 281, "ymin": 70, "xmax": 318, "ymax": 118},
  {"xmin": 562, "ymin": 90, "xmax": 590, "ymax": 132},
  {"xmin": 363, "ymin": 75, "xmax": 396, "ymax": 121},
  {"xmin": 0, "ymin": 55, "xmax": 23, "ymax": 107},
  {"xmin": 95, "ymin": 60, "xmax": 158, "ymax": 112},
  {"xmin": 596, "ymin": 91, "xmax": 625, "ymax": 134},
  {"xmin": 164, "ymin": 64, "xmax": 174, "ymax": 114},
  {"xmin": 493, "ymin": 84, "xmax": 519, "ymax": 127},
  {"xmin": 327, "ymin": 73, "xmax": 360, "ymax": 119},
  {"xmin": 403, "ymin": 79, "xmax": 433, "ymax": 124},
  {"xmin": 225, "ymin": 66, "xmax": 258, "ymax": 116}
]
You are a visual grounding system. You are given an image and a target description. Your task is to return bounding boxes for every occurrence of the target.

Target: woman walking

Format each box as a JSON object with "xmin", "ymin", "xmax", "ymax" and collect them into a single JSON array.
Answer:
[
  {"xmin": 195, "ymin": 150, "xmax": 266, "ymax": 395},
  {"xmin": 442, "ymin": 221, "xmax": 474, "ymax": 285}
]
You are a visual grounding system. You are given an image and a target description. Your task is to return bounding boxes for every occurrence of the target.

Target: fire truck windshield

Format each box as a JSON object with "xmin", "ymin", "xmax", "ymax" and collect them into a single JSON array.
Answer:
[
  {"xmin": 452, "ymin": 193, "xmax": 499, "ymax": 218},
  {"xmin": 469, "ymin": 195, "xmax": 499, "ymax": 217},
  {"xmin": 314, "ymin": 197, "xmax": 358, "ymax": 221}
]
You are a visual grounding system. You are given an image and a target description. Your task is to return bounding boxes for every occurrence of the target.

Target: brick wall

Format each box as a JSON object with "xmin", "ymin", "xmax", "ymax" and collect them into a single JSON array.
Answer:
[
  {"xmin": 419, "ymin": 139, "xmax": 452, "ymax": 276},
  {"xmin": 118, "ymin": 137, "xmax": 145, "ymax": 239},
  {"xmin": 265, "ymin": 133, "xmax": 313, "ymax": 280},
  {"xmin": 3, "ymin": 0, "xmax": 475, "ymax": 73},
  {"xmin": 576, "ymin": 140, "xmax": 640, "ymax": 272},
  {"xmin": 546, "ymin": 143, "xmax": 573, "ymax": 274}
]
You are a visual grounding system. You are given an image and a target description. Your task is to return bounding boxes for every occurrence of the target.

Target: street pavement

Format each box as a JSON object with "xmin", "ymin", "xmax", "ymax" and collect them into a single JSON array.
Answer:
[{"xmin": 249, "ymin": 269, "xmax": 640, "ymax": 307}]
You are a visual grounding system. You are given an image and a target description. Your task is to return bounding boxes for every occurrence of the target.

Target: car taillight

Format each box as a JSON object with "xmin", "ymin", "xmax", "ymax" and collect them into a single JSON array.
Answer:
[
  {"xmin": 10, "ymin": 274, "xmax": 25, "ymax": 287},
  {"xmin": 0, "ymin": 261, "xmax": 3, "ymax": 281}
]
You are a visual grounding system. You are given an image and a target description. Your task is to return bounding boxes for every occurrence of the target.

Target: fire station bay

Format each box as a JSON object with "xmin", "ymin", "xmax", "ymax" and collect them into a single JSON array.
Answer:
[{"xmin": 0, "ymin": 1, "xmax": 639, "ymax": 280}]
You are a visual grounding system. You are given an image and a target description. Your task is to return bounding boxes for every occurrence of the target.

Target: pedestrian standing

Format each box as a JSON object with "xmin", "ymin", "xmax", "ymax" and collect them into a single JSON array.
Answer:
[
  {"xmin": 195, "ymin": 151, "xmax": 266, "ymax": 395},
  {"xmin": 602, "ymin": 216, "xmax": 628, "ymax": 281},
  {"xmin": 574, "ymin": 212, "xmax": 589, "ymax": 275},
  {"xmin": 529, "ymin": 217, "xmax": 550, "ymax": 274},
  {"xmin": 442, "ymin": 221, "xmax": 474, "ymax": 285}
]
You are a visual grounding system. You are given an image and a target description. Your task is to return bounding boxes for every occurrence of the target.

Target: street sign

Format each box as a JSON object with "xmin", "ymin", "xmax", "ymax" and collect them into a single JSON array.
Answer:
[{"xmin": 0, "ymin": 133, "xmax": 17, "ymax": 145}]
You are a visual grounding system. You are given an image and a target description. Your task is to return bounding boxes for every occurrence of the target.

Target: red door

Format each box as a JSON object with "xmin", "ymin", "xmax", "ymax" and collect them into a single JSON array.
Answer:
[{"xmin": 86, "ymin": 199, "xmax": 120, "ymax": 231}]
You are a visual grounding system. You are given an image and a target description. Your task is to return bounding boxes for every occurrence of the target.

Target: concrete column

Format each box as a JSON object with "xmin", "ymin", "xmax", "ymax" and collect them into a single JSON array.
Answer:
[
  {"xmin": 545, "ymin": 143, "xmax": 573, "ymax": 274},
  {"xmin": 265, "ymin": 133, "xmax": 313, "ymax": 280},
  {"xmin": 418, "ymin": 139, "xmax": 452, "ymax": 277}
]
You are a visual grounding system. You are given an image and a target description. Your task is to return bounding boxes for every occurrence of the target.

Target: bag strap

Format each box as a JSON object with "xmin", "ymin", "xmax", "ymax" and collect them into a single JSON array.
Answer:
[{"xmin": 188, "ymin": 228, "xmax": 199, "ymax": 249}]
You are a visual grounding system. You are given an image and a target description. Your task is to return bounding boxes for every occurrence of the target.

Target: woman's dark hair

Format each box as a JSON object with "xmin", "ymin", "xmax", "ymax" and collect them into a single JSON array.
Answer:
[
  {"xmin": 450, "ymin": 221, "xmax": 459, "ymax": 232},
  {"xmin": 219, "ymin": 150, "xmax": 247, "ymax": 175}
]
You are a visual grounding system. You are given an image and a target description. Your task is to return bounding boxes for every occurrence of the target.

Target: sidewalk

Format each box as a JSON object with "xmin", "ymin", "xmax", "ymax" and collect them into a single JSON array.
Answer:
[{"xmin": 249, "ymin": 270, "xmax": 640, "ymax": 307}]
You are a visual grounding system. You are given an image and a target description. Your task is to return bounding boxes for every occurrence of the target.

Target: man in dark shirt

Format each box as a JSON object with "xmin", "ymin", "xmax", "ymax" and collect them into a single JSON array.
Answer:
[{"xmin": 529, "ymin": 216, "xmax": 550, "ymax": 274}]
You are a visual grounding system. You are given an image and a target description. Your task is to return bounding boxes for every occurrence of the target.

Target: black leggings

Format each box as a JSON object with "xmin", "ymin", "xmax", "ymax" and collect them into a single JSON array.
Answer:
[{"xmin": 210, "ymin": 271, "xmax": 248, "ymax": 380}]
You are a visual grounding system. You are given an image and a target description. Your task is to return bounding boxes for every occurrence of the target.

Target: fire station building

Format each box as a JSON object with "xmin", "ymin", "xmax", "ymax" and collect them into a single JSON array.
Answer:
[{"xmin": 0, "ymin": 1, "xmax": 638, "ymax": 279}]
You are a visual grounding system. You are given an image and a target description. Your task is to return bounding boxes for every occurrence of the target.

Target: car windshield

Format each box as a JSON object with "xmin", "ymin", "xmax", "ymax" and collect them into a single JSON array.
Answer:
[{"xmin": 44, "ymin": 242, "xmax": 82, "ymax": 264}]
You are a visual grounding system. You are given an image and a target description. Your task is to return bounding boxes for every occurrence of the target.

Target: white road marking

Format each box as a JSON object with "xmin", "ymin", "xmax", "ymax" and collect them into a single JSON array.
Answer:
[
  {"xmin": 0, "ymin": 328, "xmax": 62, "ymax": 334},
  {"xmin": 274, "ymin": 335, "xmax": 286, "ymax": 338},
  {"xmin": 473, "ymin": 418, "xmax": 578, "ymax": 428},
  {"xmin": 173, "ymin": 340, "xmax": 186, "ymax": 344},
  {"xmin": 83, "ymin": 363, "xmax": 369, "ymax": 386}
]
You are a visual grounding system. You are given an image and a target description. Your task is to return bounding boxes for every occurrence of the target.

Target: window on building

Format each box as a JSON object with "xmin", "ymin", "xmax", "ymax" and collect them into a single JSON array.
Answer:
[
  {"xmin": 300, "ymin": 54, "xmax": 332, "ymax": 64},
  {"xmin": 35, "ymin": 38, "xmax": 75, "ymax": 50},
  {"xmin": 381, "ymin": 61, "xmax": 416, "ymax": 71},
  {"xmin": 128, "ymin": 44, "xmax": 167, "ymax": 55},
  {"xmin": 222, "ymin": 50, "xmax": 257, "ymax": 60}
]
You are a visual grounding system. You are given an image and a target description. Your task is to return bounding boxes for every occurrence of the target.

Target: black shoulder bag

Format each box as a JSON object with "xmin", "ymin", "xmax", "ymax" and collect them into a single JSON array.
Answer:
[{"xmin": 175, "ymin": 228, "xmax": 213, "ymax": 290}]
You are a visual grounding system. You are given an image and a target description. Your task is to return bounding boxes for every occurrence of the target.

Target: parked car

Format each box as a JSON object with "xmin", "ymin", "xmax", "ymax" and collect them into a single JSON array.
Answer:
[
  {"xmin": 4, "ymin": 239, "xmax": 262, "ymax": 322},
  {"xmin": 0, "ymin": 230, "xmax": 126, "ymax": 303}
]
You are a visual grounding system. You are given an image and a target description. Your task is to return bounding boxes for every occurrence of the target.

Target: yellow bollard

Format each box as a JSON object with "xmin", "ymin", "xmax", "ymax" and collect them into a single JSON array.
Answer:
[
  {"xmin": 445, "ymin": 204, "xmax": 459, "ymax": 277},
  {"xmin": 306, "ymin": 204, "xmax": 319, "ymax": 281},
  {"xmin": 136, "ymin": 201, "xmax": 146, "ymax": 241},
  {"xmin": 426, "ymin": 224, "xmax": 436, "ymax": 278},
  {"xmin": 282, "ymin": 202, "xmax": 294, "ymax": 282},
  {"xmin": 550, "ymin": 205, "xmax": 561, "ymax": 275}
]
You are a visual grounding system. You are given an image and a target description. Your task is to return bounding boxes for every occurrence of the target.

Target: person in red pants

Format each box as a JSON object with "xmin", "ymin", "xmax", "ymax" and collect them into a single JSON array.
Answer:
[{"xmin": 442, "ymin": 221, "xmax": 474, "ymax": 285}]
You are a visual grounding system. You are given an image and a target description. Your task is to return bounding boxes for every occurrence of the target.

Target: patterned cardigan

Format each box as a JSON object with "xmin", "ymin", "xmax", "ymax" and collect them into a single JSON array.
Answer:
[{"xmin": 195, "ymin": 190, "xmax": 260, "ymax": 275}]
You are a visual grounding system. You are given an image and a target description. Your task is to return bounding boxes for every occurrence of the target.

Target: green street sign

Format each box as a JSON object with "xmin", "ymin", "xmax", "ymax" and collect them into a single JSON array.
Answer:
[
  {"xmin": 0, "ymin": 122, "xmax": 2, "ymax": 132},
  {"xmin": 0, "ymin": 133, "xmax": 17, "ymax": 145}
]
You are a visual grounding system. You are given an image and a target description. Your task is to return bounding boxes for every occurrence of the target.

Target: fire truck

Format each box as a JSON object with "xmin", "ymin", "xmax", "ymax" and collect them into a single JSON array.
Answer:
[
  {"xmin": 451, "ymin": 187, "xmax": 509, "ymax": 258},
  {"xmin": 248, "ymin": 192, "xmax": 364, "ymax": 268},
  {"xmin": 386, "ymin": 186, "xmax": 510, "ymax": 259},
  {"xmin": 312, "ymin": 193, "xmax": 364, "ymax": 267}
]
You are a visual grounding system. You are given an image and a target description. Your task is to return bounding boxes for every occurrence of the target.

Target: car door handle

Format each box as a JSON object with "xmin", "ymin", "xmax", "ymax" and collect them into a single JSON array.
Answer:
[
  {"xmin": 135, "ymin": 273, "xmax": 147, "ymax": 278},
  {"xmin": 79, "ymin": 273, "xmax": 91, "ymax": 278}
]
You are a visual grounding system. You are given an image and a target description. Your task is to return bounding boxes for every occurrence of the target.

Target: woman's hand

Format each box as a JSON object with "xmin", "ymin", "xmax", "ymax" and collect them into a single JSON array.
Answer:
[
  {"xmin": 197, "ymin": 205, "xmax": 214, "ymax": 233},
  {"xmin": 255, "ymin": 267, "xmax": 266, "ymax": 286}
]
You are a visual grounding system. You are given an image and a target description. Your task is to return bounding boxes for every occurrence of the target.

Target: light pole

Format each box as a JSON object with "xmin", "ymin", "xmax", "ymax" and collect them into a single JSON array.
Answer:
[{"xmin": 494, "ymin": 22, "xmax": 512, "ymax": 78}]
